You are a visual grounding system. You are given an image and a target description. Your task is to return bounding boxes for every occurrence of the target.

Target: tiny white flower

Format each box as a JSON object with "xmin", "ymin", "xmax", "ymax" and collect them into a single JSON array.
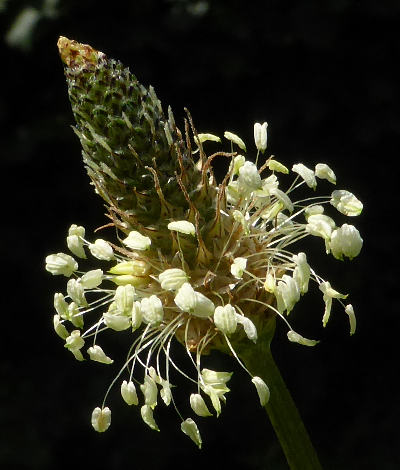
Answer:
[
  {"xmin": 292, "ymin": 163, "xmax": 317, "ymax": 189},
  {"xmin": 45, "ymin": 253, "xmax": 78, "ymax": 277},
  {"xmin": 89, "ymin": 239, "xmax": 114, "ymax": 260},
  {"xmin": 304, "ymin": 204, "xmax": 325, "ymax": 219},
  {"xmin": 160, "ymin": 380, "xmax": 172, "ymax": 406},
  {"xmin": 91, "ymin": 407, "xmax": 111, "ymax": 432},
  {"xmin": 201, "ymin": 369, "xmax": 232, "ymax": 416},
  {"xmin": 67, "ymin": 224, "xmax": 86, "ymax": 259},
  {"xmin": 329, "ymin": 224, "xmax": 363, "ymax": 260},
  {"xmin": 109, "ymin": 259, "xmax": 150, "ymax": 276},
  {"xmin": 319, "ymin": 281, "xmax": 348, "ymax": 300},
  {"xmin": 319, "ymin": 281, "xmax": 348, "ymax": 327},
  {"xmin": 68, "ymin": 224, "xmax": 85, "ymax": 238},
  {"xmin": 201, "ymin": 386, "xmax": 221, "ymax": 416},
  {"xmin": 214, "ymin": 304, "xmax": 238, "ymax": 336},
  {"xmin": 320, "ymin": 294, "xmax": 331, "ymax": 327},
  {"xmin": 201, "ymin": 369, "xmax": 233, "ymax": 387},
  {"xmin": 270, "ymin": 187, "xmax": 294, "ymax": 212},
  {"xmin": 306, "ymin": 214, "xmax": 336, "ymax": 242},
  {"xmin": 140, "ymin": 375, "xmax": 158, "ymax": 408},
  {"xmin": 238, "ymin": 161, "xmax": 262, "ymax": 192},
  {"xmin": 181, "ymin": 418, "xmax": 202, "ymax": 449},
  {"xmin": 192, "ymin": 291, "xmax": 215, "ymax": 318},
  {"xmin": 345, "ymin": 304, "xmax": 357, "ymax": 335},
  {"xmin": 131, "ymin": 301, "xmax": 142, "ymax": 330},
  {"xmin": 275, "ymin": 275, "xmax": 300, "ymax": 314},
  {"xmin": 67, "ymin": 278, "xmax": 87, "ymax": 307},
  {"xmin": 80, "ymin": 269, "xmax": 103, "ymax": 289},
  {"xmin": 167, "ymin": 220, "xmax": 196, "ymax": 236},
  {"xmin": 53, "ymin": 314, "xmax": 69, "ymax": 339},
  {"xmin": 174, "ymin": 283, "xmax": 215, "ymax": 318},
  {"xmin": 67, "ymin": 236, "xmax": 86, "ymax": 258},
  {"xmin": 292, "ymin": 252, "xmax": 310, "ymax": 294},
  {"xmin": 330, "ymin": 190, "xmax": 363, "ymax": 216},
  {"xmin": 121, "ymin": 380, "xmax": 139, "ymax": 405},
  {"xmin": 64, "ymin": 330, "xmax": 85, "ymax": 361},
  {"xmin": 264, "ymin": 272, "xmax": 276, "ymax": 293},
  {"xmin": 260, "ymin": 201, "xmax": 281, "ymax": 221},
  {"xmin": 232, "ymin": 210, "xmax": 249, "ymax": 234},
  {"xmin": 159, "ymin": 268, "xmax": 188, "ymax": 291},
  {"xmin": 287, "ymin": 330, "xmax": 319, "ymax": 347},
  {"xmin": 141, "ymin": 405, "xmax": 159, "ymax": 431},
  {"xmin": 251, "ymin": 377, "xmax": 270, "ymax": 406},
  {"xmin": 190, "ymin": 393, "xmax": 213, "ymax": 417},
  {"xmin": 123, "ymin": 231, "xmax": 151, "ymax": 250},
  {"xmin": 140, "ymin": 295, "xmax": 164, "ymax": 324},
  {"xmin": 256, "ymin": 174, "xmax": 279, "ymax": 198},
  {"xmin": 67, "ymin": 302, "xmax": 83, "ymax": 328},
  {"xmin": 148, "ymin": 366, "xmax": 161, "ymax": 384},
  {"xmin": 235, "ymin": 314, "xmax": 258, "ymax": 342},
  {"xmin": 194, "ymin": 133, "xmax": 221, "ymax": 144},
  {"xmin": 231, "ymin": 257, "xmax": 247, "ymax": 279},
  {"xmin": 87, "ymin": 345, "xmax": 113, "ymax": 364},
  {"xmin": 268, "ymin": 158, "xmax": 289, "ymax": 174},
  {"xmin": 112, "ymin": 274, "xmax": 148, "ymax": 287},
  {"xmin": 174, "ymin": 282, "xmax": 196, "ymax": 312},
  {"xmin": 103, "ymin": 303, "xmax": 131, "ymax": 331},
  {"xmin": 54, "ymin": 292, "xmax": 69, "ymax": 319},
  {"xmin": 253, "ymin": 122, "xmax": 268, "ymax": 153},
  {"xmin": 315, "ymin": 163, "xmax": 336, "ymax": 184},
  {"xmin": 231, "ymin": 155, "xmax": 246, "ymax": 175},
  {"xmin": 224, "ymin": 131, "xmax": 246, "ymax": 151},
  {"xmin": 114, "ymin": 284, "xmax": 136, "ymax": 315},
  {"xmin": 226, "ymin": 180, "xmax": 241, "ymax": 205}
]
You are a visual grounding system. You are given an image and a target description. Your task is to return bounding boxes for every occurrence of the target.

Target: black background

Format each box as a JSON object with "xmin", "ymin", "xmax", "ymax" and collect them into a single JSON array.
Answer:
[{"xmin": 1, "ymin": 1, "xmax": 398, "ymax": 469}]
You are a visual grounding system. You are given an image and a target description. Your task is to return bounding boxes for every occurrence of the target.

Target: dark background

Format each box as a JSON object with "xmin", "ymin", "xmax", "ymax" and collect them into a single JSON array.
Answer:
[{"xmin": 1, "ymin": 1, "xmax": 398, "ymax": 469}]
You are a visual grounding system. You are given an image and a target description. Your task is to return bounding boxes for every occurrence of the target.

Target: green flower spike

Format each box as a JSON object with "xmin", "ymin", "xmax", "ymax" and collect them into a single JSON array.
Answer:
[
  {"xmin": 46, "ymin": 37, "xmax": 364, "ymax": 469},
  {"xmin": 57, "ymin": 36, "xmax": 213, "ymax": 253}
]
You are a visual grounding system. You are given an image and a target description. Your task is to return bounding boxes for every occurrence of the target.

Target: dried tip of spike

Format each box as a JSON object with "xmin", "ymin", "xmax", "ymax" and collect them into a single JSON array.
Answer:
[{"xmin": 57, "ymin": 36, "xmax": 103, "ymax": 69}]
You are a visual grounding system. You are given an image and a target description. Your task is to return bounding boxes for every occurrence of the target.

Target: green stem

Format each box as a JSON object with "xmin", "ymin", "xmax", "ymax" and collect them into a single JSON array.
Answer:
[{"xmin": 237, "ymin": 318, "xmax": 323, "ymax": 470}]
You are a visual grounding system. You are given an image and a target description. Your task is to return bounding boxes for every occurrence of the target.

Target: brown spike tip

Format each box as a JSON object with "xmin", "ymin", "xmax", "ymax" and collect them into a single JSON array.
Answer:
[{"xmin": 57, "ymin": 36, "xmax": 103, "ymax": 69}]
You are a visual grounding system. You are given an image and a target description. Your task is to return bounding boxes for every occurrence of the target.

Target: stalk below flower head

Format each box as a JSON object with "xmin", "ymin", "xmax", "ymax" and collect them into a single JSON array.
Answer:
[{"xmin": 46, "ymin": 37, "xmax": 363, "ymax": 448}]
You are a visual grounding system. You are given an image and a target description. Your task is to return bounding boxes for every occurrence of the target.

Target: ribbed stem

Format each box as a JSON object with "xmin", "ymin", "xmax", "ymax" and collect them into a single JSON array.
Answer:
[{"xmin": 238, "ymin": 318, "xmax": 323, "ymax": 470}]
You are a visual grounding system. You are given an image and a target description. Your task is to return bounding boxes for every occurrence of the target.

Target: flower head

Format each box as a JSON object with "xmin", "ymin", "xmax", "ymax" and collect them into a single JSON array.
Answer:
[{"xmin": 47, "ymin": 37, "xmax": 363, "ymax": 448}]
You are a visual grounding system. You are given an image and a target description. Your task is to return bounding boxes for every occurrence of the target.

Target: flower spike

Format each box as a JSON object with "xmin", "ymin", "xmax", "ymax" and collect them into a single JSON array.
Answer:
[{"xmin": 46, "ymin": 37, "xmax": 363, "ymax": 451}]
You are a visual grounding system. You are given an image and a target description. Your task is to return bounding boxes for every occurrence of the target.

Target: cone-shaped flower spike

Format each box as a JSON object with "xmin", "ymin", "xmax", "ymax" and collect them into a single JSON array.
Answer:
[{"xmin": 46, "ymin": 38, "xmax": 363, "ymax": 465}]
